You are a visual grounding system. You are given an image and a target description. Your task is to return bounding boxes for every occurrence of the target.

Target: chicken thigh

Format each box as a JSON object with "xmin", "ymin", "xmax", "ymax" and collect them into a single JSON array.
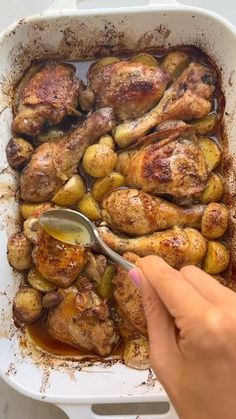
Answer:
[
  {"xmin": 102, "ymin": 188, "xmax": 205, "ymax": 235},
  {"xmin": 33, "ymin": 230, "xmax": 87, "ymax": 287},
  {"xmin": 20, "ymin": 108, "xmax": 116, "ymax": 202},
  {"xmin": 113, "ymin": 253, "xmax": 147, "ymax": 336},
  {"xmin": 99, "ymin": 226, "xmax": 207, "ymax": 269},
  {"xmin": 114, "ymin": 62, "xmax": 216, "ymax": 147},
  {"xmin": 13, "ymin": 62, "xmax": 81, "ymax": 135},
  {"xmin": 46, "ymin": 286, "xmax": 119, "ymax": 356},
  {"xmin": 87, "ymin": 61, "xmax": 171, "ymax": 120},
  {"xmin": 116, "ymin": 135, "xmax": 209, "ymax": 200}
]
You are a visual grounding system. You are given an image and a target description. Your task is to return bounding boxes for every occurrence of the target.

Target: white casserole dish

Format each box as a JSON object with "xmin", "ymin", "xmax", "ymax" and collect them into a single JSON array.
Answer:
[{"xmin": 0, "ymin": 1, "xmax": 236, "ymax": 418}]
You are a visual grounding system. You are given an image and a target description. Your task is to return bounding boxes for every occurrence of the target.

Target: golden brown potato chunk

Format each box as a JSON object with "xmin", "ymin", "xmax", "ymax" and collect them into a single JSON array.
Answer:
[
  {"xmin": 13, "ymin": 287, "xmax": 43, "ymax": 324},
  {"xmin": 6, "ymin": 138, "xmax": 33, "ymax": 169},
  {"xmin": 7, "ymin": 232, "xmax": 33, "ymax": 271}
]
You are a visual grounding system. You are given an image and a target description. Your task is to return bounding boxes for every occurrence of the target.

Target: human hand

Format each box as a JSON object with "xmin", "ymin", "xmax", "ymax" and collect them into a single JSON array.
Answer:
[{"xmin": 129, "ymin": 256, "xmax": 236, "ymax": 419}]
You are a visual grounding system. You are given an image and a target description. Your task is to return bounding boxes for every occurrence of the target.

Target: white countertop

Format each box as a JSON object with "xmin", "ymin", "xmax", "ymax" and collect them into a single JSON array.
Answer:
[{"xmin": 0, "ymin": 0, "xmax": 235, "ymax": 418}]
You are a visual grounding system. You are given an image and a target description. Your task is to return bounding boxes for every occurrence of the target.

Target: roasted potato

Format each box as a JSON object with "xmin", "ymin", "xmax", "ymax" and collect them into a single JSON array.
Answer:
[
  {"xmin": 130, "ymin": 53, "xmax": 158, "ymax": 67},
  {"xmin": 21, "ymin": 202, "xmax": 54, "ymax": 220},
  {"xmin": 201, "ymin": 203, "xmax": 228, "ymax": 239},
  {"xmin": 99, "ymin": 135, "xmax": 115, "ymax": 150},
  {"xmin": 35, "ymin": 127, "xmax": 65, "ymax": 144},
  {"xmin": 52, "ymin": 174, "xmax": 86, "ymax": 207},
  {"xmin": 6, "ymin": 138, "xmax": 33, "ymax": 169},
  {"xmin": 42, "ymin": 291, "xmax": 63, "ymax": 308},
  {"xmin": 199, "ymin": 137, "xmax": 221, "ymax": 171},
  {"xmin": 77, "ymin": 193, "xmax": 101, "ymax": 221},
  {"xmin": 202, "ymin": 241, "xmax": 230, "ymax": 274},
  {"xmin": 200, "ymin": 173, "xmax": 224, "ymax": 204},
  {"xmin": 83, "ymin": 144, "xmax": 117, "ymax": 177},
  {"xmin": 161, "ymin": 51, "xmax": 189, "ymax": 78},
  {"xmin": 23, "ymin": 217, "xmax": 40, "ymax": 244},
  {"xmin": 92, "ymin": 56, "xmax": 120, "ymax": 71},
  {"xmin": 190, "ymin": 113, "xmax": 218, "ymax": 134},
  {"xmin": 123, "ymin": 338, "xmax": 150, "ymax": 370},
  {"xmin": 27, "ymin": 267, "xmax": 57, "ymax": 293},
  {"xmin": 13, "ymin": 287, "xmax": 43, "ymax": 324},
  {"xmin": 92, "ymin": 172, "xmax": 125, "ymax": 202},
  {"xmin": 7, "ymin": 232, "xmax": 33, "ymax": 270},
  {"xmin": 184, "ymin": 228, "xmax": 207, "ymax": 265},
  {"xmin": 97, "ymin": 265, "xmax": 114, "ymax": 299}
]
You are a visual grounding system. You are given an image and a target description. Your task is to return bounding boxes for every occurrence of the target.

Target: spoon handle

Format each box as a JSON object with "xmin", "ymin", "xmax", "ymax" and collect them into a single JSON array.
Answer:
[{"xmin": 94, "ymin": 230, "xmax": 136, "ymax": 271}]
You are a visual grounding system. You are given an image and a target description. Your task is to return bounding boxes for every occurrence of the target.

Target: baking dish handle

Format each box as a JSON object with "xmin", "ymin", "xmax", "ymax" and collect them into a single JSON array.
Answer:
[
  {"xmin": 46, "ymin": 0, "xmax": 178, "ymax": 12},
  {"xmin": 57, "ymin": 402, "xmax": 179, "ymax": 419}
]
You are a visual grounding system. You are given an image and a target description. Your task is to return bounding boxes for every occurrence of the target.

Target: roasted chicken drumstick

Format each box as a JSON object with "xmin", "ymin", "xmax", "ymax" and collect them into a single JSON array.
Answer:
[
  {"xmin": 20, "ymin": 108, "xmax": 116, "ymax": 202},
  {"xmin": 114, "ymin": 62, "xmax": 216, "ymax": 147},
  {"xmin": 102, "ymin": 188, "xmax": 206, "ymax": 235}
]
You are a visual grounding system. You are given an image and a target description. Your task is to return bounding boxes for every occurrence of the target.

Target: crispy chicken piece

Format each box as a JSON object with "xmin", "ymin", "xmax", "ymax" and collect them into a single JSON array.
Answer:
[
  {"xmin": 32, "ymin": 230, "xmax": 87, "ymax": 287},
  {"xmin": 116, "ymin": 134, "xmax": 209, "ymax": 200},
  {"xmin": 46, "ymin": 286, "xmax": 119, "ymax": 356},
  {"xmin": 20, "ymin": 108, "xmax": 116, "ymax": 202},
  {"xmin": 13, "ymin": 62, "xmax": 81, "ymax": 135},
  {"xmin": 114, "ymin": 62, "xmax": 216, "ymax": 147},
  {"xmin": 87, "ymin": 61, "xmax": 171, "ymax": 120},
  {"xmin": 102, "ymin": 188, "xmax": 205, "ymax": 235},
  {"xmin": 113, "ymin": 253, "xmax": 147, "ymax": 336},
  {"xmin": 98, "ymin": 226, "xmax": 207, "ymax": 269}
]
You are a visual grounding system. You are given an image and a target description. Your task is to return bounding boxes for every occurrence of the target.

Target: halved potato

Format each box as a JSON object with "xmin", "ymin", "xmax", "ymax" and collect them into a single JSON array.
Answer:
[
  {"xmin": 35, "ymin": 127, "xmax": 65, "ymax": 144},
  {"xmin": 161, "ymin": 51, "xmax": 189, "ymax": 78},
  {"xmin": 199, "ymin": 137, "xmax": 221, "ymax": 171},
  {"xmin": 92, "ymin": 56, "xmax": 120, "ymax": 71},
  {"xmin": 202, "ymin": 241, "xmax": 230, "ymax": 274},
  {"xmin": 92, "ymin": 172, "xmax": 125, "ymax": 202},
  {"xmin": 27, "ymin": 267, "xmax": 57, "ymax": 293},
  {"xmin": 123, "ymin": 338, "xmax": 150, "ymax": 370},
  {"xmin": 130, "ymin": 53, "xmax": 158, "ymax": 67},
  {"xmin": 52, "ymin": 174, "xmax": 86, "ymax": 207},
  {"xmin": 200, "ymin": 173, "xmax": 224, "ymax": 204},
  {"xmin": 201, "ymin": 203, "xmax": 228, "ymax": 239},
  {"xmin": 97, "ymin": 265, "xmax": 114, "ymax": 299},
  {"xmin": 77, "ymin": 193, "xmax": 101, "ymax": 221},
  {"xmin": 190, "ymin": 113, "xmax": 218, "ymax": 135},
  {"xmin": 99, "ymin": 135, "xmax": 115, "ymax": 150},
  {"xmin": 83, "ymin": 144, "xmax": 117, "ymax": 178}
]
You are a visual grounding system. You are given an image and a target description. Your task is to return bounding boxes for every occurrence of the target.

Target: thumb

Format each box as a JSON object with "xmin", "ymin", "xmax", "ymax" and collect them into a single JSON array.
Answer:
[{"xmin": 129, "ymin": 267, "xmax": 181, "ymax": 390}]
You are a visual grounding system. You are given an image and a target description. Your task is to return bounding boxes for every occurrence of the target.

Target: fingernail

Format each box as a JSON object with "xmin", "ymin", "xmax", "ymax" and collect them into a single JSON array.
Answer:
[{"xmin": 129, "ymin": 269, "xmax": 141, "ymax": 288}]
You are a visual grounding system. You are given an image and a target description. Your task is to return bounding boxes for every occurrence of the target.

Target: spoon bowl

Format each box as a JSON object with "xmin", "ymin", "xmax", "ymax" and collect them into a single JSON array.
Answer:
[{"xmin": 39, "ymin": 209, "xmax": 135, "ymax": 271}]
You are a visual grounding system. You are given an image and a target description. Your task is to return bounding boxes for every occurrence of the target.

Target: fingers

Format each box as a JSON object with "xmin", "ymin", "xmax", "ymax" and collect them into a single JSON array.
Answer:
[
  {"xmin": 136, "ymin": 256, "xmax": 210, "ymax": 318},
  {"xmin": 130, "ymin": 268, "xmax": 181, "ymax": 388},
  {"xmin": 180, "ymin": 265, "xmax": 236, "ymax": 305}
]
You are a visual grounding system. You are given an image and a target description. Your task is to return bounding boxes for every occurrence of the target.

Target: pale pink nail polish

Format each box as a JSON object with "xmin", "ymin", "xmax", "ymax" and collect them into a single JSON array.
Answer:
[{"xmin": 129, "ymin": 269, "xmax": 141, "ymax": 288}]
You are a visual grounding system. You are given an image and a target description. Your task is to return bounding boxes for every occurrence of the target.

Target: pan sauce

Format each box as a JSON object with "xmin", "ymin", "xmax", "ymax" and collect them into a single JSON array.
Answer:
[{"xmin": 12, "ymin": 45, "xmax": 229, "ymax": 361}]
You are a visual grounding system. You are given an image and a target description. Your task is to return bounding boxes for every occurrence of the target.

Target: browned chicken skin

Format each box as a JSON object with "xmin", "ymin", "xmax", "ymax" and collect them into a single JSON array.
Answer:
[
  {"xmin": 114, "ymin": 62, "xmax": 216, "ymax": 147},
  {"xmin": 33, "ymin": 230, "xmax": 87, "ymax": 287},
  {"xmin": 87, "ymin": 61, "xmax": 171, "ymax": 120},
  {"xmin": 46, "ymin": 286, "xmax": 119, "ymax": 356},
  {"xmin": 102, "ymin": 188, "xmax": 206, "ymax": 235},
  {"xmin": 116, "ymin": 134, "xmax": 209, "ymax": 200},
  {"xmin": 113, "ymin": 253, "xmax": 147, "ymax": 336},
  {"xmin": 20, "ymin": 108, "xmax": 116, "ymax": 202},
  {"xmin": 99, "ymin": 226, "xmax": 207, "ymax": 269},
  {"xmin": 13, "ymin": 62, "xmax": 81, "ymax": 135}
]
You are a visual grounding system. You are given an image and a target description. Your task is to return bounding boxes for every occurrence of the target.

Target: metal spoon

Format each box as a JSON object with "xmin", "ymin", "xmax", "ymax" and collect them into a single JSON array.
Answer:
[{"xmin": 39, "ymin": 209, "xmax": 135, "ymax": 271}]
